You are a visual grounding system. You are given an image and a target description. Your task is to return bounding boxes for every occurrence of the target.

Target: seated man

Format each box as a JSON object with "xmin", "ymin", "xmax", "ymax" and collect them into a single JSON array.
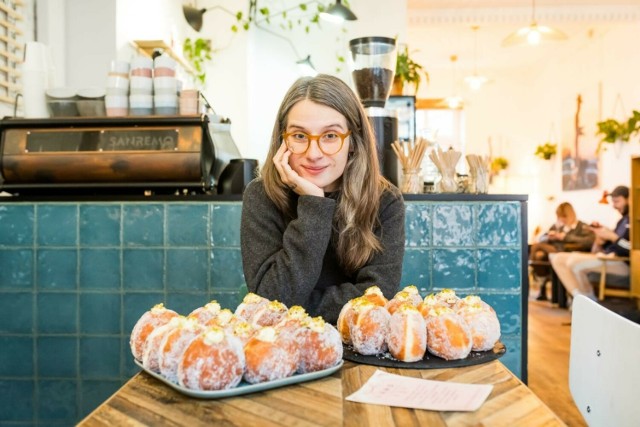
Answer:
[
  {"xmin": 530, "ymin": 202, "xmax": 594, "ymax": 300},
  {"xmin": 549, "ymin": 186, "xmax": 630, "ymax": 300}
]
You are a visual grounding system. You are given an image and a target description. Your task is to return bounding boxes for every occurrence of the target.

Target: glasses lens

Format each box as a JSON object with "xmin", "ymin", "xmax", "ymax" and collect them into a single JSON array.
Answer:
[
  {"xmin": 286, "ymin": 133, "xmax": 309, "ymax": 153},
  {"xmin": 319, "ymin": 132, "xmax": 343, "ymax": 155}
]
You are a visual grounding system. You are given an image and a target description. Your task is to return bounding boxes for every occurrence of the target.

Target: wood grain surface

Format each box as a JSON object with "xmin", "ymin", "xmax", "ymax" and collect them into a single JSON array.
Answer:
[{"xmin": 80, "ymin": 360, "xmax": 565, "ymax": 427}]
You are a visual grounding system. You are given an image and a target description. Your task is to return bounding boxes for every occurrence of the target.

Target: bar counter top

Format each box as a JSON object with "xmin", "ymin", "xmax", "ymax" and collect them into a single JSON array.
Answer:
[{"xmin": 79, "ymin": 359, "xmax": 563, "ymax": 427}]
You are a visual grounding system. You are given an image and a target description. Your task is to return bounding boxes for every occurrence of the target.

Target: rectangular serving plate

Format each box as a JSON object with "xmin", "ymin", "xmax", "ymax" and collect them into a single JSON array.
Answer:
[{"xmin": 134, "ymin": 358, "xmax": 344, "ymax": 399}]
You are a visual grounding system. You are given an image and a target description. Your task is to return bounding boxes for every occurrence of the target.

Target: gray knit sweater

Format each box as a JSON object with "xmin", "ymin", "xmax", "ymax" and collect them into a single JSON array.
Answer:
[{"xmin": 240, "ymin": 178, "xmax": 406, "ymax": 324}]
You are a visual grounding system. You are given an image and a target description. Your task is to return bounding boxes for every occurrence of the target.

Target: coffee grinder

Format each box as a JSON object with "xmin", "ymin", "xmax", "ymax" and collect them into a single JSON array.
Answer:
[{"xmin": 348, "ymin": 36, "xmax": 399, "ymax": 185}]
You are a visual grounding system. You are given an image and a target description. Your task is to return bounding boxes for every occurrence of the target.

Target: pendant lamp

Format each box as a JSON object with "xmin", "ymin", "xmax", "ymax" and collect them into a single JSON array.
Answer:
[
  {"xmin": 502, "ymin": 0, "xmax": 567, "ymax": 47},
  {"xmin": 445, "ymin": 55, "xmax": 463, "ymax": 109},
  {"xmin": 320, "ymin": 0, "xmax": 358, "ymax": 23},
  {"xmin": 464, "ymin": 26, "xmax": 489, "ymax": 91}
]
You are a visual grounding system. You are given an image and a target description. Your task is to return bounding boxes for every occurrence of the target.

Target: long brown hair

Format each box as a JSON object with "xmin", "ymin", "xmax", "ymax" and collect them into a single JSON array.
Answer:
[
  {"xmin": 261, "ymin": 74, "xmax": 391, "ymax": 272},
  {"xmin": 555, "ymin": 202, "xmax": 576, "ymax": 224}
]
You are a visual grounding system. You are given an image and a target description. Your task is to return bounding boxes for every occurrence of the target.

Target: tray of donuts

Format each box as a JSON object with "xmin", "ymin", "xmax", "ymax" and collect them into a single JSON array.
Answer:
[
  {"xmin": 129, "ymin": 294, "xmax": 343, "ymax": 399},
  {"xmin": 337, "ymin": 286, "xmax": 505, "ymax": 369}
]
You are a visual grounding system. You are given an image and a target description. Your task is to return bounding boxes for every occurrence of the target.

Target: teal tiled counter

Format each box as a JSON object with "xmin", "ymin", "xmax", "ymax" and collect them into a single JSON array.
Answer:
[{"xmin": 0, "ymin": 193, "xmax": 527, "ymax": 426}]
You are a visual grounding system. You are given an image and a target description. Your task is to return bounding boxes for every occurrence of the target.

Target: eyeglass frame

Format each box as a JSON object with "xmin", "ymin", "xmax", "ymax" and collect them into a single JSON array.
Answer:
[{"xmin": 282, "ymin": 130, "xmax": 351, "ymax": 155}]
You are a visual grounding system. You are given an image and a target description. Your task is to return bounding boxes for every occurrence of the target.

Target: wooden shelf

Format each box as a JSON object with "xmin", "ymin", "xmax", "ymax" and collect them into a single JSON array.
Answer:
[{"xmin": 131, "ymin": 40, "xmax": 196, "ymax": 77}]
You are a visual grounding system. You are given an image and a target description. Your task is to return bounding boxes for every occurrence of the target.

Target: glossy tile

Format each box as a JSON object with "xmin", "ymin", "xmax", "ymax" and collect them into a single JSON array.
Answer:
[
  {"xmin": 432, "ymin": 204, "xmax": 474, "ymax": 246},
  {"xmin": 477, "ymin": 249, "xmax": 521, "ymax": 290},
  {"xmin": 400, "ymin": 248, "xmax": 431, "ymax": 293},
  {"xmin": 166, "ymin": 249, "xmax": 208, "ymax": 291},
  {"xmin": 0, "ymin": 204, "xmax": 34, "ymax": 245},
  {"xmin": 123, "ymin": 293, "xmax": 165, "ymax": 333},
  {"xmin": 37, "ymin": 205, "xmax": 78, "ymax": 246},
  {"xmin": 210, "ymin": 289, "xmax": 246, "ymax": 311},
  {"xmin": 123, "ymin": 249, "xmax": 164, "ymax": 290},
  {"xmin": 80, "ymin": 337, "xmax": 121, "ymax": 379},
  {"xmin": 211, "ymin": 204, "xmax": 242, "ymax": 246},
  {"xmin": 37, "ymin": 380, "xmax": 77, "ymax": 422},
  {"xmin": 80, "ymin": 380, "xmax": 122, "ymax": 420},
  {"xmin": 79, "ymin": 249, "xmax": 120, "ymax": 290},
  {"xmin": 477, "ymin": 203, "xmax": 520, "ymax": 247},
  {"xmin": 0, "ymin": 292, "xmax": 33, "ymax": 333},
  {"xmin": 80, "ymin": 293, "xmax": 120, "ymax": 334},
  {"xmin": 167, "ymin": 204, "xmax": 209, "ymax": 246},
  {"xmin": 404, "ymin": 203, "xmax": 431, "ymax": 247},
  {"xmin": 36, "ymin": 249, "xmax": 77, "ymax": 290},
  {"xmin": 80, "ymin": 205, "xmax": 121, "ymax": 246},
  {"xmin": 123, "ymin": 204, "xmax": 164, "ymax": 246},
  {"xmin": 432, "ymin": 249, "xmax": 476, "ymax": 289},
  {"xmin": 482, "ymin": 293, "xmax": 523, "ymax": 336},
  {"xmin": 166, "ymin": 293, "xmax": 209, "ymax": 315},
  {"xmin": 0, "ymin": 379, "xmax": 34, "ymax": 420},
  {"xmin": 0, "ymin": 249, "xmax": 33, "ymax": 288},
  {"xmin": 0, "ymin": 336, "xmax": 33, "ymax": 376},
  {"xmin": 210, "ymin": 248, "xmax": 244, "ymax": 290},
  {"xmin": 37, "ymin": 337, "xmax": 77, "ymax": 378},
  {"xmin": 37, "ymin": 293, "xmax": 77, "ymax": 334}
]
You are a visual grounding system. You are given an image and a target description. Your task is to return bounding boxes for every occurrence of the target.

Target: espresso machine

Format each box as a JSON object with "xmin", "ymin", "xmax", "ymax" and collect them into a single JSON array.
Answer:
[{"xmin": 348, "ymin": 37, "xmax": 399, "ymax": 185}]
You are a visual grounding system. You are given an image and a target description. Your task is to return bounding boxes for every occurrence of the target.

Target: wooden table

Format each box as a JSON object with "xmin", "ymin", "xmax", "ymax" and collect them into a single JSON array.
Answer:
[{"xmin": 79, "ymin": 360, "xmax": 566, "ymax": 426}]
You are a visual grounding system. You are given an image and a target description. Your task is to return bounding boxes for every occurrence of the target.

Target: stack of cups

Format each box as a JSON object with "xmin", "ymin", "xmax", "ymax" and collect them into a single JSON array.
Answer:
[
  {"xmin": 153, "ymin": 54, "xmax": 178, "ymax": 115},
  {"xmin": 130, "ymin": 56, "xmax": 153, "ymax": 115},
  {"xmin": 22, "ymin": 42, "xmax": 50, "ymax": 118},
  {"xmin": 179, "ymin": 89, "xmax": 200, "ymax": 115},
  {"xmin": 105, "ymin": 60, "xmax": 129, "ymax": 116}
]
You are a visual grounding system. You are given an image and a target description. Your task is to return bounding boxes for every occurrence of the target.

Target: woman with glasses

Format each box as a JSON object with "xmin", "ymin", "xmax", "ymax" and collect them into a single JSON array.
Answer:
[{"xmin": 240, "ymin": 74, "xmax": 405, "ymax": 324}]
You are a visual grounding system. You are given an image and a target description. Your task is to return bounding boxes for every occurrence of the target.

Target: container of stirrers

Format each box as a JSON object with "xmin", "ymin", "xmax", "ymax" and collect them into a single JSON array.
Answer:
[
  {"xmin": 391, "ymin": 139, "xmax": 428, "ymax": 194},
  {"xmin": 466, "ymin": 154, "xmax": 490, "ymax": 194}
]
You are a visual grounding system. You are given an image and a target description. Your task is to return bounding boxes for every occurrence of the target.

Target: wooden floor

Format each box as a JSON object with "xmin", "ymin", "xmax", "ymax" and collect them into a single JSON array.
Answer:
[{"xmin": 527, "ymin": 297, "xmax": 586, "ymax": 426}]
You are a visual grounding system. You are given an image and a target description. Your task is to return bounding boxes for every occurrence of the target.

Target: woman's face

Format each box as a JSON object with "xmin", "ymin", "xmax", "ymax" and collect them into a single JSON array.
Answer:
[{"xmin": 285, "ymin": 99, "xmax": 350, "ymax": 192}]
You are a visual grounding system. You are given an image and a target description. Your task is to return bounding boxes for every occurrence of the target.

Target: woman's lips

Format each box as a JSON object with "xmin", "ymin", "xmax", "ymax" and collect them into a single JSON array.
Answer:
[{"xmin": 302, "ymin": 165, "xmax": 327, "ymax": 175}]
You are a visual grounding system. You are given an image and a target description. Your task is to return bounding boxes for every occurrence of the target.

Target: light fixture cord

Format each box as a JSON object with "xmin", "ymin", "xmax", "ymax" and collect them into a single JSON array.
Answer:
[{"xmin": 531, "ymin": 0, "xmax": 536, "ymax": 23}]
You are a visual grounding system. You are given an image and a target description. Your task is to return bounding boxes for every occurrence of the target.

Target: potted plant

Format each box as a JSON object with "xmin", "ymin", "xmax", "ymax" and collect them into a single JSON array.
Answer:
[
  {"xmin": 392, "ymin": 45, "xmax": 429, "ymax": 96},
  {"xmin": 490, "ymin": 156, "xmax": 509, "ymax": 174},
  {"xmin": 595, "ymin": 110, "xmax": 640, "ymax": 153},
  {"xmin": 534, "ymin": 142, "xmax": 557, "ymax": 160},
  {"xmin": 183, "ymin": 38, "xmax": 213, "ymax": 86}
]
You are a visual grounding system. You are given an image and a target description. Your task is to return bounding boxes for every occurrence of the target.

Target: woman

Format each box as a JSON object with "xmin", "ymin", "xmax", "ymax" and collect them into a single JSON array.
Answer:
[
  {"xmin": 530, "ymin": 202, "xmax": 594, "ymax": 300},
  {"xmin": 240, "ymin": 74, "xmax": 405, "ymax": 324}
]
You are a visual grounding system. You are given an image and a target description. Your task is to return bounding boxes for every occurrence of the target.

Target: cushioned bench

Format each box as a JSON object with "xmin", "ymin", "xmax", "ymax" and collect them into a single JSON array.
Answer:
[{"xmin": 586, "ymin": 272, "xmax": 630, "ymax": 289}]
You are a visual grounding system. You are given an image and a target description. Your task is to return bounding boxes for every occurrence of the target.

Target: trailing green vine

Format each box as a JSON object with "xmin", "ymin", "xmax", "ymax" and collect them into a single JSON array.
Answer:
[{"xmin": 183, "ymin": 38, "xmax": 213, "ymax": 85}]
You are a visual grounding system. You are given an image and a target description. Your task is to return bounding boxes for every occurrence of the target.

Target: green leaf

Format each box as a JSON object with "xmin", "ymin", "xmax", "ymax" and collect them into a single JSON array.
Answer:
[{"xmin": 300, "ymin": 4, "xmax": 307, "ymax": 11}]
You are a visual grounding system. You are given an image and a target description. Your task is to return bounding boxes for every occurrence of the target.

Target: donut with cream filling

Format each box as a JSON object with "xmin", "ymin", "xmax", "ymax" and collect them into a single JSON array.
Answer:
[
  {"xmin": 130, "ymin": 303, "xmax": 179, "ymax": 361},
  {"xmin": 243, "ymin": 326, "xmax": 297, "ymax": 384},
  {"xmin": 387, "ymin": 304, "xmax": 427, "ymax": 362},
  {"xmin": 297, "ymin": 317, "xmax": 343, "ymax": 373}
]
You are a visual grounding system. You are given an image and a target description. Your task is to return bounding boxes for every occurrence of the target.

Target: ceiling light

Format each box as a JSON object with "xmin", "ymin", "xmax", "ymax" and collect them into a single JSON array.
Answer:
[
  {"xmin": 320, "ymin": 0, "xmax": 357, "ymax": 23},
  {"xmin": 445, "ymin": 55, "xmax": 463, "ymax": 109},
  {"xmin": 464, "ymin": 26, "xmax": 489, "ymax": 91},
  {"xmin": 182, "ymin": 5, "xmax": 236, "ymax": 32},
  {"xmin": 502, "ymin": 0, "xmax": 567, "ymax": 47}
]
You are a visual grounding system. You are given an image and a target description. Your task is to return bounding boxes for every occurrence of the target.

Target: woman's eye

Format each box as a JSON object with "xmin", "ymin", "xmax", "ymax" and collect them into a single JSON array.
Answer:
[
  {"xmin": 322, "ymin": 132, "xmax": 339, "ymax": 141},
  {"xmin": 291, "ymin": 133, "xmax": 308, "ymax": 141}
]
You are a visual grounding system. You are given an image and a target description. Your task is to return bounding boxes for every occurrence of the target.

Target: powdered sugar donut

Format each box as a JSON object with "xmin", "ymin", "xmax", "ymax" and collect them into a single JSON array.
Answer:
[
  {"xmin": 158, "ymin": 317, "xmax": 204, "ymax": 383},
  {"xmin": 187, "ymin": 300, "xmax": 221, "ymax": 325},
  {"xmin": 424, "ymin": 306, "xmax": 472, "ymax": 360},
  {"xmin": 350, "ymin": 299, "xmax": 390, "ymax": 355},
  {"xmin": 336, "ymin": 297, "xmax": 360, "ymax": 345},
  {"xmin": 130, "ymin": 303, "xmax": 179, "ymax": 361},
  {"xmin": 363, "ymin": 285, "xmax": 389, "ymax": 307},
  {"xmin": 387, "ymin": 304, "xmax": 427, "ymax": 362},
  {"xmin": 398, "ymin": 285, "xmax": 423, "ymax": 306},
  {"xmin": 386, "ymin": 290, "xmax": 420, "ymax": 315},
  {"xmin": 297, "ymin": 317, "xmax": 343, "ymax": 374},
  {"xmin": 434, "ymin": 289, "xmax": 460, "ymax": 308},
  {"xmin": 230, "ymin": 320, "xmax": 255, "ymax": 347},
  {"xmin": 455, "ymin": 296, "xmax": 501, "ymax": 351},
  {"xmin": 234, "ymin": 293, "xmax": 269, "ymax": 321},
  {"xmin": 177, "ymin": 327, "xmax": 245, "ymax": 391},
  {"xmin": 142, "ymin": 316, "xmax": 184, "ymax": 373},
  {"xmin": 243, "ymin": 326, "xmax": 297, "ymax": 384},
  {"xmin": 205, "ymin": 308, "xmax": 242, "ymax": 333},
  {"xmin": 250, "ymin": 300, "xmax": 287, "ymax": 327},
  {"xmin": 417, "ymin": 294, "xmax": 447, "ymax": 319}
]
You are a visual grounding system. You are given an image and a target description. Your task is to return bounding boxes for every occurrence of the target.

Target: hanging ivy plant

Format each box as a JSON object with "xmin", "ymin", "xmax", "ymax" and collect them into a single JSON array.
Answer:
[
  {"xmin": 534, "ymin": 142, "xmax": 557, "ymax": 160},
  {"xmin": 183, "ymin": 38, "xmax": 213, "ymax": 85}
]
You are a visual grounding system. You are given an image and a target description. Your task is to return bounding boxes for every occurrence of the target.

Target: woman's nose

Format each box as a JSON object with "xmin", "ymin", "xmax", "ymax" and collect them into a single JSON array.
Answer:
[{"xmin": 305, "ymin": 139, "xmax": 324, "ymax": 158}]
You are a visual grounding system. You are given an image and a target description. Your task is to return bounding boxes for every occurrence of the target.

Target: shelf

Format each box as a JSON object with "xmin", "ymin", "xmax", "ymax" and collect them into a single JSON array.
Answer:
[{"xmin": 131, "ymin": 40, "xmax": 196, "ymax": 77}]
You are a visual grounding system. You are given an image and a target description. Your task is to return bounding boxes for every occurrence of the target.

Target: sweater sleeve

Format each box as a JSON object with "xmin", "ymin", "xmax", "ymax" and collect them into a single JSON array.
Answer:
[
  {"xmin": 562, "ymin": 222, "xmax": 595, "ymax": 251},
  {"xmin": 307, "ymin": 189, "xmax": 406, "ymax": 323},
  {"xmin": 241, "ymin": 180, "xmax": 337, "ymax": 307}
]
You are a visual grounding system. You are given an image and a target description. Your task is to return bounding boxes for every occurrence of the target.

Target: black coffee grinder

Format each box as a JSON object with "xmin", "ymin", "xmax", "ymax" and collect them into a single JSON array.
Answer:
[{"xmin": 348, "ymin": 37, "xmax": 399, "ymax": 185}]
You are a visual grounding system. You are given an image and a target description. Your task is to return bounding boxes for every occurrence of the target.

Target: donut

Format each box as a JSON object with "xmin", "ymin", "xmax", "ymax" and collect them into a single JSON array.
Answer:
[
  {"xmin": 297, "ymin": 316, "xmax": 343, "ymax": 373},
  {"xmin": 336, "ymin": 297, "xmax": 360, "ymax": 345},
  {"xmin": 398, "ymin": 285, "xmax": 423, "ymax": 306},
  {"xmin": 243, "ymin": 326, "xmax": 297, "ymax": 384},
  {"xmin": 205, "ymin": 308, "xmax": 242, "ymax": 333},
  {"xmin": 250, "ymin": 300, "xmax": 288, "ymax": 327},
  {"xmin": 455, "ymin": 296, "xmax": 501, "ymax": 351},
  {"xmin": 363, "ymin": 285, "xmax": 388, "ymax": 307},
  {"xmin": 387, "ymin": 304, "xmax": 427, "ymax": 362},
  {"xmin": 417, "ymin": 293, "xmax": 447, "ymax": 319},
  {"xmin": 276, "ymin": 305, "xmax": 309, "ymax": 341},
  {"xmin": 386, "ymin": 290, "xmax": 420, "ymax": 315},
  {"xmin": 434, "ymin": 289, "xmax": 460, "ymax": 308},
  {"xmin": 350, "ymin": 298, "xmax": 390, "ymax": 355},
  {"xmin": 158, "ymin": 317, "xmax": 205, "ymax": 384},
  {"xmin": 424, "ymin": 306, "xmax": 472, "ymax": 360},
  {"xmin": 130, "ymin": 303, "xmax": 179, "ymax": 361},
  {"xmin": 177, "ymin": 327, "xmax": 245, "ymax": 391},
  {"xmin": 230, "ymin": 320, "xmax": 255, "ymax": 347},
  {"xmin": 187, "ymin": 300, "xmax": 221, "ymax": 325},
  {"xmin": 234, "ymin": 293, "xmax": 269, "ymax": 321},
  {"xmin": 141, "ymin": 316, "xmax": 185, "ymax": 373}
]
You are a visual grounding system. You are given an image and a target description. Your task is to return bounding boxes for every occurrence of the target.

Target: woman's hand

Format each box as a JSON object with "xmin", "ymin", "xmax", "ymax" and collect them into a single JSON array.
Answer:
[
  {"xmin": 273, "ymin": 143, "xmax": 324, "ymax": 197},
  {"xmin": 591, "ymin": 225, "xmax": 619, "ymax": 243}
]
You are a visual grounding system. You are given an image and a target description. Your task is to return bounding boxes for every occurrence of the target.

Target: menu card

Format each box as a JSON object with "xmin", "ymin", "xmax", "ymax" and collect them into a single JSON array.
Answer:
[{"xmin": 345, "ymin": 370, "xmax": 493, "ymax": 412}]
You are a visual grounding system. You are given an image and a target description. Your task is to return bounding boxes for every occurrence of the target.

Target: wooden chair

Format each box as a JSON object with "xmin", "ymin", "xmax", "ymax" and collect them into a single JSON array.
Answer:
[
  {"xmin": 569, "ymin": 295, "xmax": 640, "ymax": 426},
  {"xmin": 595, "ymin": 255, "xmax": 631, "ymax": 301}
]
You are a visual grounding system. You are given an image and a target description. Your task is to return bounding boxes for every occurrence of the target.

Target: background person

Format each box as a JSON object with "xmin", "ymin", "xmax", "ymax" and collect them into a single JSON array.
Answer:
[
  {"xmin": 530, "ymin": 202, "xmax": 594, "ymax": 301},
  {"xmin": 549, "ymin": 186, "xmax": 630, "ymax": 300},
  {"xmin": 240, "ymin": 74, "xmax": 405, "ymax": 324}
]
